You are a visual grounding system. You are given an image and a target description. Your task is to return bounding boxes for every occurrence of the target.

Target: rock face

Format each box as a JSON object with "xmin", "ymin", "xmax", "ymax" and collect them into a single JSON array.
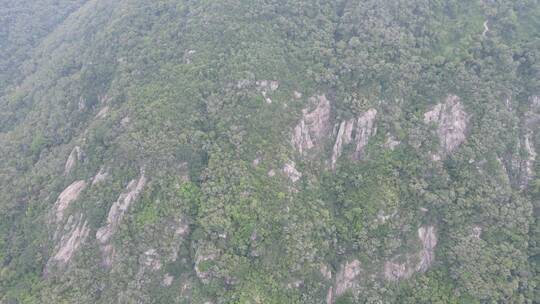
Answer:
[
  {"xmin": 291, "ymin": 96, "xmax": 377, "ymax": 170},
  {"xmin": 320, "ymin": 264, "xmax": 332, "ymax": 280},
  {"xmin": 334, "ymin": 260, "xmax": 361, "ymax": 297},
  {"xmin": 331, "ymin": 119, "xmax": 355, "ymax": 170},
  {"xmin": 96, "ymin": 171, "xmax": 147, "ymax": 267},
  {"xmin": 384, "ymin": 134, "xmax": 400, "ymax": 150},
  {"xmin": 416, "ymin": 226, "xmax": 437, "ymax": 272},
  {"xmin": 471, "ymin": 226, "xmax": 482, "ymax": 239},
  {"xmin": 120, "ymin": 115, "xmax": 130, "ymax": 127},
  {"xmin": 136, "ymin": 248, "xmax": 163, "ymax": 282},
  {"xmin": 424, "ymin": 95, "xmax": 468, "ymax": 155},
  {"xmin": 95, "ymin": 106, "xmax": 109, "ymax": 119},
  {"xmin": 46, "ymin": 214, "xmax": 90, "ymax": 273},
  {"xmin": 283, "ymin": 161, "xmax": 302, "ymax": 182},
  {"xmin": 92, "ymin": 168, "xmax": 108, "ymax": 185},
  {"xmin": 531, "ymin": 95, "xmax": 540, "ymax": 107},
  {"xmin": 78, "ymin": 97, "xmax": 86, "ymax": 112},
  {"xmin": 384, "ymin": 260, "xmax": 414, "ymax": 282},
  {"xmin": 163, "ymin": 273, "xmax": 174, "ymax": 286},
  {"xmin": 521, "ymin": 131, "xmax": 538, "ymax": 189},
  {"xmin": 52, "ymin": 216, "xmax": 89, "ymax": 263},
  {"xmin": 331, "ymin": 109, "xmax": 377, "ymax": 169},
  {"xmin": 142, "ymin": 249, "xmax": 162, "ymax": 271},
  {"xmin": 292, "ymin": 95, "xmax": 332, "ymax": 155},
  {"xmin": 519, "ymin": 96, "xmax": 539, "ymax": 188},
  {"xmin": 384, "ymin": 226, "xmax": 437, "ymax": 281},
  {"xmin": 352, "ymin": 109, "xmax": 378, "ymax": 160},
  {"xmin": 64, "ymin": 146, "xmax": 85, "ymax": 175},
  {"xmin": 54, "ymin": 180, "xmax": 87, "ymax": 223},
  {"xmin": 376, "ymin": 210, "xmax": 397, "ymax": 224},
  {"xmin": 326, "ymin": 287, "xmax": 334, "ymax": 304},
  {"xmin": 256, "ymin": 80, "xmax": 279, "ymax": 104}
]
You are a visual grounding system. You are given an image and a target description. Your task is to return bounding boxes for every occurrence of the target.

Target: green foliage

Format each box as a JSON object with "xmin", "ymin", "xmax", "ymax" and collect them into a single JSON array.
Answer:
[
  {"xmin": 334, "ymin": 293, "xmax": 354, "ymax": 304},
  {"xmin": 134, "ymin": 202, "xmax": 159, "ymax": 228},
  {"xmin": 0, "ymin": 0, "xmax": 539, "ymax": 303},
  {"xmin": 29, "ymin": 132, "xmax": 51, "ymax": 159}
]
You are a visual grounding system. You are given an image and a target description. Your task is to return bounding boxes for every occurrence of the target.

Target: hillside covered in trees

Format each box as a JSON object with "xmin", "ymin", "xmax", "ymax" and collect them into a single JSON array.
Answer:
[{"xmin": 0, "ymin": 0, "xmax": 540, "ymax": 303}]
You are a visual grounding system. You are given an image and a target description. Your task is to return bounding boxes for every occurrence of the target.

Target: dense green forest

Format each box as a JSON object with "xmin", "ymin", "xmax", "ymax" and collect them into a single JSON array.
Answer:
[{"xmin": 0, "ymin": 0, "xmax": 539, "ymax": 303}]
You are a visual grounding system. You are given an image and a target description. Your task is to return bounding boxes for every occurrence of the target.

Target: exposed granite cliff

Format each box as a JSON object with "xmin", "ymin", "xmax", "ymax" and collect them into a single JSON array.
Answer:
[
  {"xmin": 331, "ymin": 109, "xmax": 377, "ymax": 170},
  {"xmin": 292, "ymin": 95, "xmax": 332, "ymax": 155},
  {"xmin": 424, "ymin": 95, "xmax": 468, "ymax": 158},
  {"xmin": 384, "ymin": 226, "xmax": 437, "ymax": 281},
  {"xmin": 96, "ymin": 171, "xmax": 147, "ymax": 267}
]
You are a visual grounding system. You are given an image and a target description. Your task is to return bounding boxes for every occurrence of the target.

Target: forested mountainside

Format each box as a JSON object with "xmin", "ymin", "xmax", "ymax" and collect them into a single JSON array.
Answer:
[{"xmin": 0, "ymin": 0, "xmax": 539, "ymax": 303}]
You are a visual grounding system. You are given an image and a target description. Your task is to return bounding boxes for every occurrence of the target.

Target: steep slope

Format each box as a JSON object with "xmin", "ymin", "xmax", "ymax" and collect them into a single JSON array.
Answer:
[{"xmin": 0, "ymin": 0, "xmax": 539, "ymax": 303}]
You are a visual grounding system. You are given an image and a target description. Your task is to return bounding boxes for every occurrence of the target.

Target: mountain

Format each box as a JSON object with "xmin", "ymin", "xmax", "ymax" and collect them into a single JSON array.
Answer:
[{"xmin": 0, "ymin": 0, "xmax": 539, "ymax": 303}]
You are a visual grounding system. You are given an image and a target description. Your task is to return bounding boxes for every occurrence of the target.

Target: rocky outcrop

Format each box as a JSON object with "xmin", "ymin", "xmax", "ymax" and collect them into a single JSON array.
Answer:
[
  {"xmin": 291, "ymin": 96, "xmax": 376, "ymax": 169},
  {"xmin": 519, "ymin": 96, "xmax": 539, "ymax": 188},
  {"xmin": 384, "ymin": 226, "xmax": 437, "ymax": 281},
  {"xmin": 352, "ymin": 109, "xmax": 378, "ymax": 160},
  {"xmin": 331, "ymin": 109, "xmax": 377, "ymax": 169},
  {"xmin": 98, "ymin": 94, "xmax": 111, "ymax": 104},
  {"xmin": 283, "ymin": 161, "xmax": 302, "ymax": 182},
  {"xmin": 320, "ymin": 264, "xmax": 332, "ymax": 280},
  {"xmin": 323, "ymin": 261, "xmax": 361, "ymax": 303},
  {"xmin": 471, "ymin": 226, "xmax": 482, "ymax": 239},
  {"xmin": 323, "ymin": 260, "xmax": 363, "ymax": 303},
  {"xmin": 416, "ymin": 226, "xmax": 437, "ymax": 272},
  {"xmin": 54, "ymin": 180, "xmax": 87, "ymax": 223},
  {"xmin": 326, "ymin": 287, "xmax": 334, "ymax": 304},
  {"xmin": 64, "ymin": 146, "xmax": 85, "ymax": 175},
  {"xmin": 376, "ymin": 210, "xmax": 397, "ymax": 224},
  {"xmin": 287, "ymin": 280, "xmax": 303, "ymax": 289},
  {"xmin": 424, "ymin": 95, "xmax": 468, "ymax": 156},
  {"xmin": 256, "ymin": 80, "xmax": 279, "ymax": 91},
  {"xmin": 384, "ymin": 259, "xmax": 415, "ymax": 282},
  {"xmin": 531, "ymin": 95, "xmax": 540, "ymax": 107},
  {"xmin": 334, "ymin": 260, "xmax": 361, "ymax": 297},
  {"xmin": 141, "ymin": 249, "xmax": 162, "ymax": 271},
  {"xmin": 135, "ymin": 248, "xmax": 163, "ymax": 286},
  {"xmin": 52, "ymin": 216, "xmax": 89, "ymax": 263},
  {"xmin": 78, "ymin": 97, "xmax": 86, "ymax": 112},
  {"xmin": 256, "ymin": 80, "xmax": 279, "ymax": 104},
  {"xmin": 133, "ymin": 216, "xmax": 189, "ymax": 289},
  {"xmin": 96, "ymin": 171, "xmax": 147, "ymax": 267},
  {"xmin": 184, "ymin": 49, "xmax": 196, "ymax": 64},
  {"xmin": 384, "ymin": 135, "xmax": 400, "ymax": 150},
  {"xmin": 46, "ymin": 214, "xmax": 90, "ymax": 273},
  {"xmin": 331, "ymin": 119, "xmax": 355, "ymax": 170},
  {"xmin": 520, "ymin": 132, "xmax": 537, "ymax": 189},
  {"xmin": 95, "ymin": 106, "xmax": 109, "ymax": 119},
  {"xmin": 120, "ymin": 115, "xmax": 130, "ymax": 127},
  {"xmin": 163, "ymin": 273, "xmax": 174, "ymax": 286},
  {"xmin": 292, "ymin": 95, "xmax": 331, "ymax": 155},
  {"xmin": 92, "ymin": 168, "xmax": 108, "ymax": 185}
]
